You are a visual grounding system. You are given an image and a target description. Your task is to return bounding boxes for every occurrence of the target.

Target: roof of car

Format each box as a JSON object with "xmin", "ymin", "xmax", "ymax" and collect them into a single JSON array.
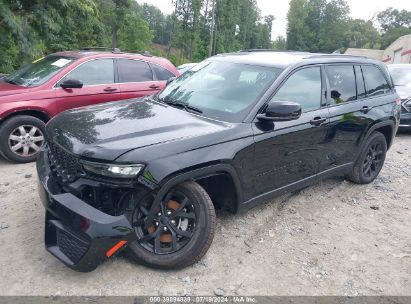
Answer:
[
  {"xmin": 211, "ymin": 50, "xmax": 380, "ymax": 68},
  {"xmin": 52, "ymin": 49, "xmax": 178, "ymax": 73}
]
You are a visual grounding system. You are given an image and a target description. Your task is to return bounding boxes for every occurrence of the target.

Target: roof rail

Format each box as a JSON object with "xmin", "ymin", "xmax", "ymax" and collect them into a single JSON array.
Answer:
[
  {"xmin": 122, "ymin": 50, "xmax": 153, "ymax": 57},
  {"xmin": 80, "ymin": 47, "xmax": 122, "ymax": 53},
  {"xmin": 305, "ymin": 54, "xmax": 370, "ymax": 59},
  {"xmin": 239, "ymin": 49, "xmax": 299, "ymax": 53}
]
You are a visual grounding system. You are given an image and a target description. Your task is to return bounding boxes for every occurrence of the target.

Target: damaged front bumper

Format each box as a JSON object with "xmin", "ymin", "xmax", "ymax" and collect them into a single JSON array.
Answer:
[{"xmin": 36, "ymin": 149, "xmax": 137, "ymax": 272}]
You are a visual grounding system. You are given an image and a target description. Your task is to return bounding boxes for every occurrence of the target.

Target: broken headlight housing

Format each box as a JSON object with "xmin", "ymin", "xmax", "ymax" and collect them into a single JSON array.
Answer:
[{"xmin": 81, "ymin": 160, "xmax": 144, "ymax": 179}]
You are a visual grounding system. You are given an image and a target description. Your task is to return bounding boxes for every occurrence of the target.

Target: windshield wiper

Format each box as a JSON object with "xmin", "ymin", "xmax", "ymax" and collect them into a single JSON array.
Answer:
[
  {"xmin": 159, "ymin": 96, "xmax": 203, "ymax": 114},
  {"xmin": 5, "ymin": 78, "xmax": 17, "ymax": 85}
]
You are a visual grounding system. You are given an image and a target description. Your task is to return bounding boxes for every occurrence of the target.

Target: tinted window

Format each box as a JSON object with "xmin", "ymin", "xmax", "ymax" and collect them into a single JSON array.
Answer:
[
  {"xmin": 272, "ymin": 67, "xmax": 321, "ymax": 112},
  {"xmin": 363, "ymin": 65, "xmax": 390, "ymax": 97},
  {"xmin": 355, "ymin": 66, "xmax": 366, "ymax": 99},
  {"xmin": 60, "ymin": 59, "xmax": 114, "ymax": 86},
  {"xmin": 118, "ymin": 59, "xmax": 153, "ymax": 83},
  {"xmin": 326, "ymin": 65, "xmax": 356, "ymax": 104},
  {"xmin": 151, "ymin": 64, "xmax": 175, "ymax": 81}
]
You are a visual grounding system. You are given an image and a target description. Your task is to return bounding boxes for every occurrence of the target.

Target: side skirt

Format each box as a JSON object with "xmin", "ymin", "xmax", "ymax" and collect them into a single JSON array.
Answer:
[{"xmin": 239, "ymin": 163, "xmax": 353, "ymax": 212}]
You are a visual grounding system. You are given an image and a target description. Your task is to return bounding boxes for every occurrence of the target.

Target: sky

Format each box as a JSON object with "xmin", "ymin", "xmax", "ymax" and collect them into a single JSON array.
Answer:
[{"xmin": 137, "ymin": 0, "xmax": 411, "ymax": 39}]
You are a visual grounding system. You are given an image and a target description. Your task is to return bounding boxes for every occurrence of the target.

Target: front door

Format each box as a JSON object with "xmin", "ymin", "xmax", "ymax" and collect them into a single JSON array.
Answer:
[
  {"xmin": 252, "ymin": 66, "xmax": 329, "ymax": 197},
  {"xmin": 55, "ymin": 58, "xmax": 121, "ymax": 112}
]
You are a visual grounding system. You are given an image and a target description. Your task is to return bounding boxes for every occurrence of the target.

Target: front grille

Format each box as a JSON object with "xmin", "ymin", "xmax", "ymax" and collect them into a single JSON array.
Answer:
[
  {"xmin": 56, "ymin": 228, "xmax": 89, "ymax": 264},
  {"xmin": 48, "ymin": 141, "xmax": 82, "ymax": 183}
]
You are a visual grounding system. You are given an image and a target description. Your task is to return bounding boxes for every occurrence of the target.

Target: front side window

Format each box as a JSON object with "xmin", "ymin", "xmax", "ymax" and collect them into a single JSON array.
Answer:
[
  {"xmin": 118, "ymin": 59, "xmax": 153, "ymax": 83},
  {"xmin": 5, "ymin": 55, "xmax": 76, "ymax": 87},
  {"xmin": 151, "ymin": 64, "xmax": 175, "ymax": 81},
  {"xmin": 271, "ymin": 67, "xmax": 322, "ymax": 112},
  {"xmin": 59, "ymin": 59, "xmax": 114, "ymax": 86},
  {"xmin": 157, "ymin": 61, "xmax": 282, "ymax": 122},
  {"xmin": 326, "ymin": 65, "xmax": 357, "ymax": 104},
  {"xmin": 362, "ymin": 65, "xmax": 391, "ymax": 97}
]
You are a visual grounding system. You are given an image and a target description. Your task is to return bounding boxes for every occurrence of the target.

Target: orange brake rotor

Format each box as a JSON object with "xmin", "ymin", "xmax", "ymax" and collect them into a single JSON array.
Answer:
[{"xmin": 158, "ymin": 199, "xmax": 181, "ymax": 243}]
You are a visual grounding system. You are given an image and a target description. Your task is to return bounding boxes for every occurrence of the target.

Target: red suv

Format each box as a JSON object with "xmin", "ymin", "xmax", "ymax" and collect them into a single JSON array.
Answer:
[{"xmin": 0, "ymin": 49, "xmax": 179, "ymax": 163}]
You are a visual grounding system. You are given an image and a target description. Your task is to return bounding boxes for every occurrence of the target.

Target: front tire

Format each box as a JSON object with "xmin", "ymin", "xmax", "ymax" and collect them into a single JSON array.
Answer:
[
  {"xmin": 0, "ymin": 115, "xmax": 46, "ymax": 163},
  {"xmin": 345, "ymin": 131, "xmax": 387, "ymax": 184},
  {"xmin": 126, "ymin": 181, "xmax": 216, "ymax": 269}
]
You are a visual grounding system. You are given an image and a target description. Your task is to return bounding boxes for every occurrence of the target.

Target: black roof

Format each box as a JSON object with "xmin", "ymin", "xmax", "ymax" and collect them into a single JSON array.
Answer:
[{"xmin": 211, "ymin": 50, "xmax": 379, "ymax": 68}]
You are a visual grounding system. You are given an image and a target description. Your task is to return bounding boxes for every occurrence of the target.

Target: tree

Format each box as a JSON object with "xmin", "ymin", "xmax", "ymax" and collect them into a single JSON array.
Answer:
[
  {"xmin": 287, "ymin": 0, "xmax": 350, "ymax": 53},
  {"xmin": 376, "ymin": 8, "xmax": 411, "ymax": 48},
  {"xmin": 344, "ymin": 19, "xmax": 381, "ymax": 49}
]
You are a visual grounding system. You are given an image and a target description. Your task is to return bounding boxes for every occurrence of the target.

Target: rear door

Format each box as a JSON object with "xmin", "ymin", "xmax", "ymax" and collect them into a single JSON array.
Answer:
[
  {"xmin": 55, "ymin": 58, "xmax": 121, "ymax": 112},
  {"xmin": 320, "ymin": 64, "xmax": 391, "ymax": 172},
  {"xmin": 117, "ymin": 59, "xmax": 161, "ymax": 99}
]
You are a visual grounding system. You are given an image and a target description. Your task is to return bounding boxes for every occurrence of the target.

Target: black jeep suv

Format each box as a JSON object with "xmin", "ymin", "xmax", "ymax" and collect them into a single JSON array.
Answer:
[{"xmin": 37, "ymin": 51, "xmax": 401, "ymax": 272}]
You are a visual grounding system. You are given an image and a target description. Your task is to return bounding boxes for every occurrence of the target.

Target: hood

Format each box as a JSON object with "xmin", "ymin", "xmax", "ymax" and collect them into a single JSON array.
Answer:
[
  {"xmin": 47, "ymin": 98, "xmax": 234, "ymax": 161},
  {"xmin": 0, "ymin": 81, "xmax": 32, "ymax": 97},
  {"xmin": 395, "ymin": 85, "xmax": 411, "ymax": 101}
]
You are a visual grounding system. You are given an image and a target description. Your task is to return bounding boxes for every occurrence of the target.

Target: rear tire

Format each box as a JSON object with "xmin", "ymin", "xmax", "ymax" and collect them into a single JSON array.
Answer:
[
  {"xmin": 126, "ymin": 181, "xmax": 216, "ymax": 269},
  {"xmin": 0, "ymin": 115, "xmax": 46, "ymax": 163},
  {"xmin": 345, "ymin": 131, "xmax": 387, "ymax": 184}
]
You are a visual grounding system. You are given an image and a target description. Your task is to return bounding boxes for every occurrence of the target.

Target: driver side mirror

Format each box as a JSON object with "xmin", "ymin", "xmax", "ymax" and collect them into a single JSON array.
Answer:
[
  {"xmin": 60, "ymin": 79, "xmax": 83, "ymax": 89},
  {"xmin": 257, "ymin": 100, "xmax": 302, "ymax": 122},
  {"xmin": 166, "ymin": 77, "xmax": 176, "ymax": 86}
]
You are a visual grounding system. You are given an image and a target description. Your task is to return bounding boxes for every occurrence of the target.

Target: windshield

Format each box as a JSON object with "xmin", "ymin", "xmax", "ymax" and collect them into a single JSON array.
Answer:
[
  {"xmin": 5, "ymin": 55, "xmax": 76, "ymax": 87},
  {"xmin": 158, "ymin": 60, "xmax": 282, "ymax": 122},
  {"xmin": 388, "ymin": 66, "xmax": 411, "ymax": 87}
]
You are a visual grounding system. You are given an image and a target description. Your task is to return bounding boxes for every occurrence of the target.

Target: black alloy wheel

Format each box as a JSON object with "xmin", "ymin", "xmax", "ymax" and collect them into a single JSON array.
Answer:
[
  {"xmin": 133, "ymin": 188, "xmax": 197, "ymax": 254},
  {"xmin": 346, "ymin": 131, "xmax": 387, "ymax": 184},
  {"xmin": 362, "ymin": 141, "xmax": 384, "ymax": 179},
  {"xmin": 124, "ymin": 181, "xmax": 216, "ymax": 269}
]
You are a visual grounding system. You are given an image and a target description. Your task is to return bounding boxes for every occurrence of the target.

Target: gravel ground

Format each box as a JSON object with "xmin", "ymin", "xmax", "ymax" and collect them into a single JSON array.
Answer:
[{"xmin": 0, "ymin": 133, "xmax": 410, "ymax": 296}]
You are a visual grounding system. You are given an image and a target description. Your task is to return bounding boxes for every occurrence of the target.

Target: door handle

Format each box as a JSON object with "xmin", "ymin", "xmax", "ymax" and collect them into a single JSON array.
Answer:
[
  {"xmin": 149, "ymin": 84, "xmax": 160, "ymax": 89},
  {"xmin": 103, "ymin": 87, "xmax": 118, "ymax": 92},
  {"xmin": 360, "ymin": 106, "xmax": 372, "ymax": 114},
  {"xmin": 310, "ymin": 117, "xmax": 326, "ymax": 126}
]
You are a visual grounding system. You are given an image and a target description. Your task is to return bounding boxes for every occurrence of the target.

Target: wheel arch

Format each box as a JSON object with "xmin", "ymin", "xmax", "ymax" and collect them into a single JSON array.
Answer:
[
  {"xmin": 365, "ymin": 120, "xmax": 395, "ymax": 149},
  {"xmin": 155, "ymin": 163, "xmax": 243, "ymax": 214},
  {"xmin": 0, "ymin": 109, "xmax": 51, "ymax": 125}
]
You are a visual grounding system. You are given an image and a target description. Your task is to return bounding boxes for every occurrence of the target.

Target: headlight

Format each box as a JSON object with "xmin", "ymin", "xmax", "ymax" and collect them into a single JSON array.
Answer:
[{"xmin": 81, "ymin": 160, "xmax": 144, "ymax": 179}]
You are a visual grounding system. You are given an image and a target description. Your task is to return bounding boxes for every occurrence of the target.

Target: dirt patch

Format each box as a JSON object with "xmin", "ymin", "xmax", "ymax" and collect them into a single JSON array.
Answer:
[{"xmin": 0, "ymin": 133, "xmax": 410, "ymax": 296}]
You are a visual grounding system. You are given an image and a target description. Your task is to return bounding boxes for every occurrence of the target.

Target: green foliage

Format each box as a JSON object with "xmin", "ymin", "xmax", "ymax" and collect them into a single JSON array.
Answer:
[
  {"xmin": 0, "ymin": 0, "xmax": 152, "ymax": 73},
  {"xmin": 286, "ymin": 0, "xmax": 409, "ymax": 53},
  {"xmin": 287, "ymin": 0, "xmax": 350, "ymax": 53},
  {"xmin": 344, "ymin": 19, "xmax": 381, "ymax": 49},
  {"xmin": 377, "ymin": 7, "xmax": 411, "ymax": 48},
  {"xmin": 2, "ymin": 0, "xmax": 410, "ymax": 74}
]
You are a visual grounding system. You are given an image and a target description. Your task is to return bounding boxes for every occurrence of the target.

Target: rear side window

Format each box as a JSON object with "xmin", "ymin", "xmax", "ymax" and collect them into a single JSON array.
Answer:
[
  {"xmin": 354, "ymin": 66, "xmax": 366, "ymax": 99},
  {"xmin": 362, "ymin": 65, "xmax": 391, "ymax": 97},
  {"xmin": 272, "ymin": 66, "xmax": 322, "ymax": 112},
  {"xmin": 118, "ymin": 59, "xmax": 153, "ymax": 83},
  {"xmin": 326, "ymin": 65, "xmax": 356, "ymax": 104},
  {"xmin": 151, "ymin": 64, "xmax": 175, "ymax": 81},
  {"xmin": 60, "ymin": 59, "xmax": 114, "ymax": 86}
]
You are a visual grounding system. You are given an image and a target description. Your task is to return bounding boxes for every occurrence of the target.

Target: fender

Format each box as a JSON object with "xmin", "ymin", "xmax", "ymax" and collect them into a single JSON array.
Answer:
[
  {"xmin": 144, "ymin": 164, "xmax": 243, "ymax": 224},
  {"xmin": 364, "ymin": 119, "xmax": 395, "ymax": 148}
]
